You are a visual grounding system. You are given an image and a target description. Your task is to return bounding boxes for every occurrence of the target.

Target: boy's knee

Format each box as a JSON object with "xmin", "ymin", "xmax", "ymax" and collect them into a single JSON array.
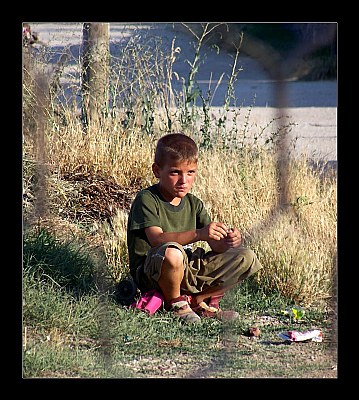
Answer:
[
  {"xmin": 228, "ymin": 246, "xmax": 253, "ymax": 260},
  {"xmin": 234, "ymin": 247, "xmax": 262, "ymax": 276},
  {"xmin": 232, "ymin": 247, "xmax": 260, "ymax": 270},
  {"xmin": 164, "ymin": 246, "xmax": 184, "ymax": 266},
  {"xmin": 237, "ymin": 247, "xmax": 256, "ymax": 262}
]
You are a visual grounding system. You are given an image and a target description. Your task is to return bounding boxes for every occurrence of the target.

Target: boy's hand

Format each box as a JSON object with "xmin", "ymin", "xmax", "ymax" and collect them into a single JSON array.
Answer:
[
  {"xmin": 224, "ymin": 227, "xmax": 242, "ymax": 248},
  {"xmin": 200, "ymin": 222, "xmax": 229, "ymax": 241},
  {"xmin": 206, "ymin": 225, "xmax": 242, "ymax": 253}
]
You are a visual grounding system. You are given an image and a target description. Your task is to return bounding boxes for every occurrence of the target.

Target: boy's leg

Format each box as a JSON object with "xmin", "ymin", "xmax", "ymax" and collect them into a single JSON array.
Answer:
[
  {"xmin": 183, "ymin": 246, "xmax": 262, "ymax": 292},
  {"xmin": 140, "ymin": 242, "xmax": 187, "ymax": 292},
  {"xmin": 183, "ymin": 247, "xmax": 262, "ymax": 320},
  {"xmin": 141, "ymin": 242, "xmax": 201, "ymax": 323},
  {"xmin": 190, "ymin": 283, "xmax": 235, "ymax": 306},
  {"xmin": 157, "ymin": 246, "xmax": 184, "ymax": 305},
  {"xmin": 182, "ymin": 246, "xmax": 263, "ymax": 305}
]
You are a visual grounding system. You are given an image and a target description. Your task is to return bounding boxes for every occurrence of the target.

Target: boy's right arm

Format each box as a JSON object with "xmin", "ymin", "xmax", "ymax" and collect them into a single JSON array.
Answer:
[
  {"xmin": 145, "ymin": 226, "xmax": 199, "ymax": 247},
  {"xmin": 145, "ymin": 222, "xmax": 229, "ymax": 248}
]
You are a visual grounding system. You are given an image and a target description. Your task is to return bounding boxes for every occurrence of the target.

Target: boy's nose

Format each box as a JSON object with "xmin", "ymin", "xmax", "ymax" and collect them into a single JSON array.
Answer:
[{"xmin": 179, "ymin": 174, "xmax": 187, "ymax": 183}]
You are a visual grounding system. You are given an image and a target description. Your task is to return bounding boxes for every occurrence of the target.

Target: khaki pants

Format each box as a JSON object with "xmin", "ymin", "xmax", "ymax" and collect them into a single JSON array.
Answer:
[{"xmin": 136, "ymin": 242, "xmax": 263, "ymax": 294}]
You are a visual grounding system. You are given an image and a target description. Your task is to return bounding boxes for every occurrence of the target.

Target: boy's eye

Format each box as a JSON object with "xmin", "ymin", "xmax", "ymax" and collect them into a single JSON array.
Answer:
[{"xmin": 169, "ymin": 169, "xmax": 196, "ymax": 175}]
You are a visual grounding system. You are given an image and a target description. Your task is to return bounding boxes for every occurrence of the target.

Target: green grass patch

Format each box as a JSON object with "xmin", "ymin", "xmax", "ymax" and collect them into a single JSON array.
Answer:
[{"xmin": 23, "ymin": 231, "xmax": 336, "ymax": 378}]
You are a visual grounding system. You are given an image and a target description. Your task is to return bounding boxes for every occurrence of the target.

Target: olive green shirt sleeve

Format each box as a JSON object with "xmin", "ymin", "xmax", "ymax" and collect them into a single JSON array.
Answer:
[{"xmin": 128, "ymin": 190, "xmax": 160, "ymax": 231}]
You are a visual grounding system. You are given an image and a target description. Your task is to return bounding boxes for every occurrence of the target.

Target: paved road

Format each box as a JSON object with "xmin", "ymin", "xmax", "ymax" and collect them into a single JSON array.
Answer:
[
  {"xmin": 28, "ymin": 22, "xmax": 337, "ymax": 162},
  {"xmin": 226, "ymin": 106, "xmax": 337, "ymax": 162}
]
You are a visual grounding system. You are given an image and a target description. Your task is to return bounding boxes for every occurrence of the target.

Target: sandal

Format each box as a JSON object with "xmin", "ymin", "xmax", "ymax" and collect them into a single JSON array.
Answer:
[
  {"xmin": 169, "ymin": 295, "xmax": 201, "ymax": 324},
  {"xmin": 191, "ymin": 295, "xmax": 239, "ymax": 321}
]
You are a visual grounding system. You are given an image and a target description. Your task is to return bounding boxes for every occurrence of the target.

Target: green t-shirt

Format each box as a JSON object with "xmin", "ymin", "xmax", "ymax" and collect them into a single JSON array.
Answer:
[{"xmin": 127, "ymin": 183, "xmax": 211, "ymax": 276}]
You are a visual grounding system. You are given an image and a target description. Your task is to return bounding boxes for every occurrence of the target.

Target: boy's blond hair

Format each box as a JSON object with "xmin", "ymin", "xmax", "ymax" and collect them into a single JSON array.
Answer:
[{"xmin": 154, "ymin": 133, "xmax": 198, "ymax": 167}]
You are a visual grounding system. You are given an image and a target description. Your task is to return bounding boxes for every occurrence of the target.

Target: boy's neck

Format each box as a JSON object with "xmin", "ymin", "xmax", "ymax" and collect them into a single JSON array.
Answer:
[
  {"xmin": 156, "ymin": 183, "xmax": 182, "ymax": 206},
  {"xmin": 169, "ymin": 197, "xmax": 181, "ymax": 206}
]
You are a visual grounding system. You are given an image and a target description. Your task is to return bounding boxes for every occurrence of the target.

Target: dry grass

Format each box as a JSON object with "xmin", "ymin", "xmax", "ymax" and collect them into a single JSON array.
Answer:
[
  {"xmin": 193, "ymin": 147, "xmax": 278, "ymax": 233},
  {"xmin": 23, "ymin": 115, "xmax": 336, "ymax": 307}
]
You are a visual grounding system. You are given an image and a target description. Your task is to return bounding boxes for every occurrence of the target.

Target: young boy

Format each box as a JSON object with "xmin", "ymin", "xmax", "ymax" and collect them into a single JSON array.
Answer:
[{"xmin": 127, "ymin": 133, "xmax": 262, "ymax": 323}]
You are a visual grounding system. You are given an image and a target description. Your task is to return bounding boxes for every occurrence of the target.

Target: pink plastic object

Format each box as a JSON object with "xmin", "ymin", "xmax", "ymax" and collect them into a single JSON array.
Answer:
[
  {"xmin": 131, "ymin": 289, "xmax": 164, "ymax": 315},
  {"xmin": 278, "ymin": 329, "xmax": 323, "ymax": 342},
  {"xmin": 288, "ymin": 329, "xmax": 323, "ymax": 342}
]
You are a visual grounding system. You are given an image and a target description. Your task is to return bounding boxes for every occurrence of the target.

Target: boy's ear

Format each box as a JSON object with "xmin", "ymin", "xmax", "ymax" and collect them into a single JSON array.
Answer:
[{"xmin": 152, "ymin": 162, "xmax": 161, "ymax": 178}]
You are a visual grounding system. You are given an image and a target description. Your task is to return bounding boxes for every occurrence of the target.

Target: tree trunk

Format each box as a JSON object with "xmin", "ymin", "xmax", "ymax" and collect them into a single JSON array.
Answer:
[{"xmin": 81, "ymin": 23, "xmax": 110, "ymax": 128}]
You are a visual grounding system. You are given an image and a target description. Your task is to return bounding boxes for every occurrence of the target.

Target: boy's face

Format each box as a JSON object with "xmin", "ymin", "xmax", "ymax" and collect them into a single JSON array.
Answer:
[{"xmin": 152, "ymin": 159, "xmax": 197, "ymax": 204}]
